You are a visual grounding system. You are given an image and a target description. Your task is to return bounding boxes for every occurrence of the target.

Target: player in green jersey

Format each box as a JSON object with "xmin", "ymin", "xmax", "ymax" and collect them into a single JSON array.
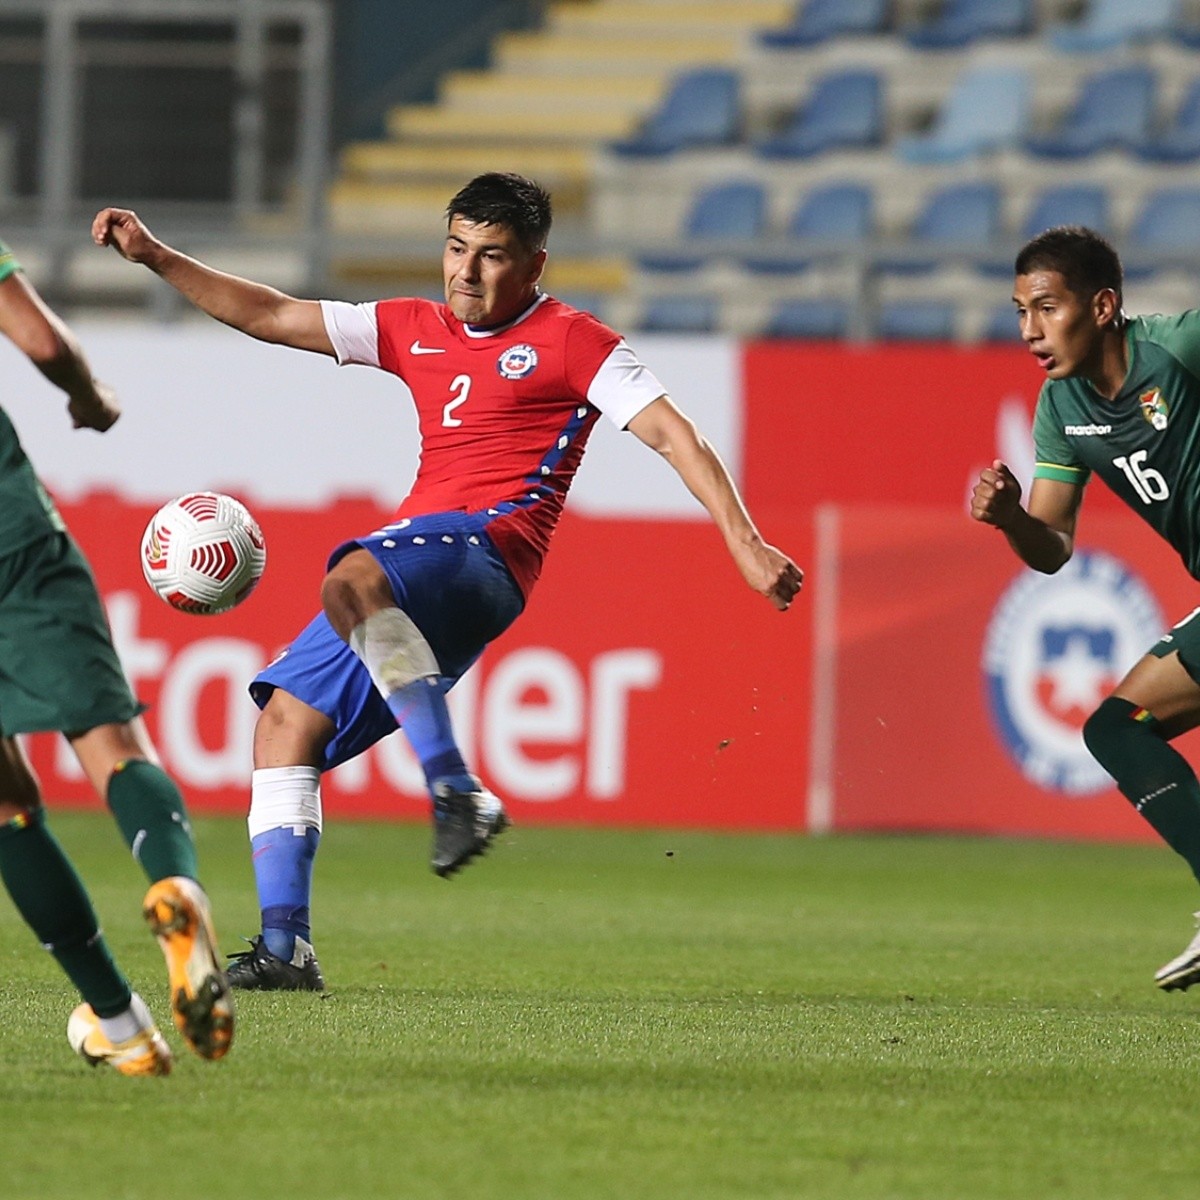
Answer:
[
  {"xmin": 971, "ymin": 224, "xmax": 1200, "ymax": 992},
  {"xmin": 0, "ymin": 239, "xmax": 234, "ymax": 1073}
]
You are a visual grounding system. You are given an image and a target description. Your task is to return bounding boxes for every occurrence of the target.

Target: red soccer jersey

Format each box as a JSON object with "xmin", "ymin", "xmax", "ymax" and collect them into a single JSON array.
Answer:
[{"xmin": 320, "ymin": 293, "xmax": 665, "ymax": 595}]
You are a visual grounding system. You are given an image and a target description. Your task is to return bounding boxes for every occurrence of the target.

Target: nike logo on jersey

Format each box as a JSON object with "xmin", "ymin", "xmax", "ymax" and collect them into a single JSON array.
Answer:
[{"xmin": 410, "ymin": 341, "xmax": 446, "ymax": 355}]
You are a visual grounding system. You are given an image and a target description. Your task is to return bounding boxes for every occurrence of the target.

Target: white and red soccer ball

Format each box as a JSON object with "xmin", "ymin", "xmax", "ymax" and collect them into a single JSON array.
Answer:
[{"xmin": 140, "ymin": 491, "xmax": 266, "ymax": 615}]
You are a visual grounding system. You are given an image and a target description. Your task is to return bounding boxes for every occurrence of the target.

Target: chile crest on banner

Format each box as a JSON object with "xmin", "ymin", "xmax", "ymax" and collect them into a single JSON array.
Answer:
[{"xmin": 983, "ymin": 550, "xmax": 1164, "ymax": 794}]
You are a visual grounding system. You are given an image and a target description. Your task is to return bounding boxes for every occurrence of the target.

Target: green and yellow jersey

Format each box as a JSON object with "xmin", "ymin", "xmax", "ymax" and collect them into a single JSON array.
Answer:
[
  {"xmin": 0, "ymin": 237, "xmax": 67, "ymax": 555},
  {"xmin": 1033, "ymin": 312, "xmax": 1200, "ymax": 579}
]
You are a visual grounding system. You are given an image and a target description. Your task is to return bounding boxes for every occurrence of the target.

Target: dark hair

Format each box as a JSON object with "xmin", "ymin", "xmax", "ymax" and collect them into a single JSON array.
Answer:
[
  {"xmin": 1014, "ymin": 225, "xmax": 1123, "ymax": 305},
  {"xmin": 446, "ymin": 173, "xmax": 553, "ymax": 255}
]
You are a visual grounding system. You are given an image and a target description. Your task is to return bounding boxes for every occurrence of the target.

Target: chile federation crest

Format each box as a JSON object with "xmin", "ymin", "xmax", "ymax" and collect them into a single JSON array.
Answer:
[{"xmin": 982, "ymin": 550, "xmax": 1164, "ymax": 794}]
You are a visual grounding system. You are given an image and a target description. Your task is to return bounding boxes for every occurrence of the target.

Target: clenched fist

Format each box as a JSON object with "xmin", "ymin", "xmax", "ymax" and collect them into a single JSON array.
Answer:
[{"xmin": 971, "ymin": 459, "xmax": 1022, "ymax": 529}]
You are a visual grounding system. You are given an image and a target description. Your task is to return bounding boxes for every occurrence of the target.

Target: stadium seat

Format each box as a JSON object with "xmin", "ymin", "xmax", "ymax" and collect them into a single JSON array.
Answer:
[
  {"xmin": 980, "ymin": 304, "xmax": 1022, "ymax": 342},
  {"xmin": 1023, "ymin": 65, "xmax": 1156, "ymax": 158},
  {"xmin": 912, "ymin": 181, "xmax": 1003, "ymax": 248},
  {"xmin": 1020, "ymin": 184, "xmax": 1110, "ymax": 238},
  {"xmin": 905, "ymin": 0, "xmax": 1034, "ymax": 49},
  {"xmin": 896, "ymin": 66, "xmax": 1030, "ymax": 164},
  {"xmin": 638, "ymin": 180, "xmax": 767, "ymax": 272},
  {"xmin": 759, "ymin": 0, "xmax": 889, "ymax": 48},
  {"xmin": 1136, "ymin": 79, "xmax": 1200, "ymax": 163},
  {"xmin": 1051, "ymin": 0, "xmax": 1180, "ymax": 52},
  {"xmin": 1128, "ymin": 187, "xmax": 1200, "ymax": 255},
  {"xmin": 755, "ymin": 70, "xmax": 883, "ymax": 159},
  {"xmin": 875, "ymin": 300, "xmax": 958, "ymax": 341},
  {"xmin": 764, "ymin": 298, "xmax": 852, "ymax": 339},
  {"xmin": 610, "ymin": 68, "xmax": 739, "ymax": 157},
  {"xmin": 638, "ymin": 295, "xmax": 720, "ymax": 333},
  {"xmin": 1174, "ymin": 14, "xmax": 1200, "ymax": 46},
  {"xmin": 743, "ymin": 183, "xmax": 874, "ymax": 273}
]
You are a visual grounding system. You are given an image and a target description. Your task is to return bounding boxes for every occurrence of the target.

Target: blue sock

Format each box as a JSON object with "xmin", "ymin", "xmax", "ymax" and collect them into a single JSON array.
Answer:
[
  {"xmin": 250, "ymin": 825, "xmax": 319, "ymax": 961},
  {"xmin": 387, "ymin": 677, "xmax": 476, "ymax": 793}
]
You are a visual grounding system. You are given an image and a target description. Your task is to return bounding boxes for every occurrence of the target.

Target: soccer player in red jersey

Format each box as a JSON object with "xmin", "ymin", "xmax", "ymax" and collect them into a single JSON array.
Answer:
[{"xmin": 93, "ymin": 174, "xmax": 802, "ymax": 990}]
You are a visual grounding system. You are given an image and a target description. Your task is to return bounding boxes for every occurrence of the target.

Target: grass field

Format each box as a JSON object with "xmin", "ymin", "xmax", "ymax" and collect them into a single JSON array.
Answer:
[{"xmin": 5, "ymin": 812, "xmax": 1200, "ymax": 1199}]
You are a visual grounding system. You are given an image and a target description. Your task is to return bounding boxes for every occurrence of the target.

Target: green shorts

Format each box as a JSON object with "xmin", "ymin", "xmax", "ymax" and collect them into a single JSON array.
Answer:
[
  {"xmin": 0, "ymin": 531, "xmax": 142, "ymax": 736},
  {"xmin": 1151, "ymin": 605, "xmax": 1200, "ymax": 684}
]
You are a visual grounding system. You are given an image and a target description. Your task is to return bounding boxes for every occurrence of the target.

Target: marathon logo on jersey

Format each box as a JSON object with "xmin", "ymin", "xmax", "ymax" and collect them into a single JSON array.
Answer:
[
  {"xmin": 1139, "ymin": 387, "xmax": 1169, "ymax": 431},
  {"xmin": 1064, "ymin": 423, "xmax": 1112, "ymax": 436},
  {"xmin": 497, "ymin": 344, "xmax": 539, "ymax": 380},
  {"xmin": 982, "ymin": 549, "xmax": 1164, "ymax": 794}
]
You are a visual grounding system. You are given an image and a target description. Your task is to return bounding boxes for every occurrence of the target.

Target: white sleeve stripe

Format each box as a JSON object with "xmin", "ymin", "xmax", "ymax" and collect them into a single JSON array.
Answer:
[
  {"xmin": 320, "ymin": 299, "xmax": 380, "ymax": 367},
  {"xmin": 587, "ymin": 341, "xmax": 667, "ymax": 429}
]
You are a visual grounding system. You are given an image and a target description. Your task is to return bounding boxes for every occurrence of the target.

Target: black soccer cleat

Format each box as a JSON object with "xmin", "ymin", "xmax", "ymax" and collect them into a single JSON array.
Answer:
[
  {"xmin": 225, "ymin": 935, "xmax": 325, "ymax": 992},
  {"xmin": 431, "ymin": 781, "xmax": 509, "ymax": 878}
]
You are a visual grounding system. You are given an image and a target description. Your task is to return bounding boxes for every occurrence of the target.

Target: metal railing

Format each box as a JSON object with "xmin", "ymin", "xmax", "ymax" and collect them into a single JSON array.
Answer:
[{"xmin": 2, "ymin": 0, "xmax": 332, "ymax": 300}]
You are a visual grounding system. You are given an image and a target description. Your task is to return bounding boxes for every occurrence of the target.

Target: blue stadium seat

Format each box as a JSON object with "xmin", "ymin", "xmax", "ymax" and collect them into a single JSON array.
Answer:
[
  {"xmin": 764, "ymin": 299, "xmax": 852, "ymax": 339},
  {"xmin": 1175, "ymin": 15, "xmax": 1200, "ymax": 46},
  {"xmin": 896, "ymin": 66, "xmax": 1029, "ymax": 163},
  {"xmin": 1128, "ymin": 187, "xmax": 1200, "ymax": 254},
  {"xmin": 1051, "ymin": 0, "xmax": 1180, "ymax": 52},
  {"xmin": 611, "ymin": 68, "xmax": 739, "ymax": 156},
  {"xmin": 743, "ymin": 183, "xmax": 874, "ymax": 273},
  {"xmin": 912, "ymin": 181, "xmax": 1003, "ymax": 246},
  {"xmin": 876, "ymin": 300, "xmax": 958, "ymax": 341},
  {"xmin": 906, "ymin": 0, "xmax": 1034, "ymax": 48},
  {"xmin": 756, "ymin": 70, "xmax": 883, "ymax": 159},
  {"xmin": 788, "ymin": 182, "xmax": 874, "ymax": 243},
  {"xmin": 1137, "ymin": 79, "xmax": 1200, "ymax": 162},
  {"xmin": 1020, "ymin": 184, "xmax": 1110, "ymax": 237},
  {"xmin": 639, "ymin": 295, "xmax": 720, "ymax": 333},
  {"xmin": 1023, "ymin": 65, "xmax": 1156, "ymax": 158},
  {"xmin": 980, "ymin": 304, "xmax": 1022, "ymax": 342},
  {"xmin": 759, "ymin": 0, "xmax": 889, "ymax": 47},
  {"xmin": 638, "ymin": 180, "xmax": 767, "ymax": 272}
]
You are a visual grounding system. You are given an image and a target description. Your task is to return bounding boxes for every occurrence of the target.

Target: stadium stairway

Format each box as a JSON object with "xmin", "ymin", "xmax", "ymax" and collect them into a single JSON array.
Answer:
[{"xmin": 327, "ymin": 0, "xmax": 792, "ymax": 299}]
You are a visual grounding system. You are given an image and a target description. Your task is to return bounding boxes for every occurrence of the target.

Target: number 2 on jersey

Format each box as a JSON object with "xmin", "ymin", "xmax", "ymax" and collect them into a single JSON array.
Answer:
[
  {"xmin": 443, "ymin": 374, "xmax": 471, "ymax": 427},
  {"xmin": 1113, "ymin": 449, "xmax": 1169, "ymax": 504}
]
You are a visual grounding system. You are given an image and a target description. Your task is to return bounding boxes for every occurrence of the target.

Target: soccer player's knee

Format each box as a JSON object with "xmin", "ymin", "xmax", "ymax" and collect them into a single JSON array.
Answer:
[
  {"xmin": 319, "ymin": 572, "xmax": 360, "ymax": 637},
  {"xmin": 1082, "ymin": 697, "xmax": 1141, "ymax": 769}
]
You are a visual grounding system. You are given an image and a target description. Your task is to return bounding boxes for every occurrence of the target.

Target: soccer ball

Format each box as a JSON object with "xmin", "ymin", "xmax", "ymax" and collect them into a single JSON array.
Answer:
[{"xmin": 140, "ymin": 491, "xmax": 266, "ymax": 615}]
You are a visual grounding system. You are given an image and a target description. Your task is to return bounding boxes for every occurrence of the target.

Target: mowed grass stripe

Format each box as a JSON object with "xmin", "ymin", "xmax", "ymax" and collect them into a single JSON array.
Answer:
[{"xmin": 3, "ymin": 813, "xmax": 1200, "ymax": 1199}]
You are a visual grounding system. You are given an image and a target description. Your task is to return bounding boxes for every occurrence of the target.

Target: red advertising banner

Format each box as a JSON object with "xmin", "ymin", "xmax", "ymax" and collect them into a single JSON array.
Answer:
[
  {"xmin": 816, "ymin": 504, "xmax": 1200, "ymax": 842},
  {"xmin": 741, "ymin": 340, "xmax": 1126, "ymax": 515},
  {"xmin": 30, "ymin": 497, "xmax": 812, "ymax": 830}
]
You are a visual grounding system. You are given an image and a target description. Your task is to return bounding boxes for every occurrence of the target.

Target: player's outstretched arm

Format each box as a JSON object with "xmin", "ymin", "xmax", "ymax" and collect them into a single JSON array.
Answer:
[
  {"xmin": 0, "ymin": 270, "xmax": 119, "ymax": 431},
  {"xmin": 91, "ymin": 207, "xmax": 334, "ymax": 356},
  {"xmin": 627, "ymin": 396, "xmax": 803, "ymax": 611},
  {"xmin": 970, "ymin": 459, "xmax": 1081, "ymax": 573}
]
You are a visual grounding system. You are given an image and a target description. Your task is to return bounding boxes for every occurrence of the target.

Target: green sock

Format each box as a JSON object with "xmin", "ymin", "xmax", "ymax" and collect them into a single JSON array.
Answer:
[
  {"xmin": 1084, "ymin": 697, "xmax": 1200, "ymax": 883},
  {"xmin": 0, "ymin": 809, "xmax": 132, "ymax": 1017},
  {"xmin": 107, "ymin": 759, "xmax": 199, "ymax": 883}
]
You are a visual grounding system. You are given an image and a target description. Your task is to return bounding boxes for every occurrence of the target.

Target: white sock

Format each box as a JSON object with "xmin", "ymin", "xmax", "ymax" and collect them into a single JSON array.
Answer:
[{"xmin": 98, "ymin": 991, "xmax": 155, "ymax": 1043}]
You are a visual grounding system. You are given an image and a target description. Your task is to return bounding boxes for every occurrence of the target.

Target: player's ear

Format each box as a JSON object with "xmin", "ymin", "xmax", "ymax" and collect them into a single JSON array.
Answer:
[
  {"xmin": 1093, "ymin": 287, "xmax": 1120, "ymax": 329},
  {"xmin": 528, "ymin": 247, "xmax": 547, "ymax": 286}
]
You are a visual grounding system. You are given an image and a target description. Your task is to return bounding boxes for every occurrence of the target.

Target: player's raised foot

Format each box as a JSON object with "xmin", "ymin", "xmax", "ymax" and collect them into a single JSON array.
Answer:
[
  {"xmin": 1156, "ymin": 912, "xmax": 1200, "ymax": 991},
  {"xmin": 225, "ymin": 935, "xmax": 326, "ymax": 992},
  {"xmin": 67, "ymin": 995, "xmax": 172, "ymax": 1077},
  {"xmin": 142, "ymin": 876, "xmax": 234, "ymax": 1060},
  {"xmin": 431, "ymin": 780, "xmax": 509, "ymax": 878}
]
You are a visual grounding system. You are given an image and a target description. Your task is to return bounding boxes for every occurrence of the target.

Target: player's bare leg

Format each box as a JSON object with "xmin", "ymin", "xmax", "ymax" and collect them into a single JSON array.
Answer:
[{"xmin": 1083, "ymin": 650, "xmax": 1200, "ymax": 990}]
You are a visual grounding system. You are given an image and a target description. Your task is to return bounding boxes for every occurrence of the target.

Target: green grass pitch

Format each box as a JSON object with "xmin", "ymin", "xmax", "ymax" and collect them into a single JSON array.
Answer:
[{"xmin": 5, "ymin": 811, "xmax": 1200, "ymax": 1199}]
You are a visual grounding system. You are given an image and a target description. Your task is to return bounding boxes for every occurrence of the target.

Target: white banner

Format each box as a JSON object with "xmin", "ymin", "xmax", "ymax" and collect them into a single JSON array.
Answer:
[{"xmin": 3, "ymin": 323, "xmax": 741, "ymax": 518}]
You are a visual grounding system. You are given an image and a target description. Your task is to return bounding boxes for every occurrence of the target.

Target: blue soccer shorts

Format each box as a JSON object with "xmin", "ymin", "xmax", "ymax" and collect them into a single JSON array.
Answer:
[{"xmin": 250, "ymin": 511, "xmax": 524, "ymax": 770}]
